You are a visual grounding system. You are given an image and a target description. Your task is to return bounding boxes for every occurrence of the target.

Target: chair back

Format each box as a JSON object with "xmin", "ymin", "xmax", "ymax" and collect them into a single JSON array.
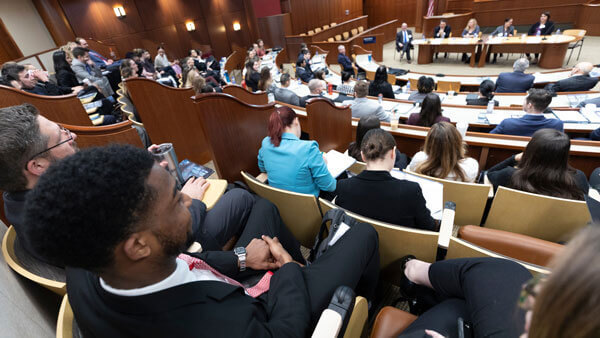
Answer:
[
  {"xmin": 327, "ymin": 37, "xmax": 334, "ymax": 42},
  {"xmin": 344, "ymin": 296, "xmax": 368, "ymax": 338},
  {"xmin": 223, "ymin": 84, "xmax": 268, "ymax": 105},
  {"xmin": 484, "ymin": 186, "xmax": 591, "ymax": 242},
  {"xmin": 1, "ymin": 226, "xmax": 66, "ymax": 295},
  {"xmin": 319, "ymin": 198, "xmax": 439, "ymax": 269},
  {"xmin": 405, "ymin": 170, "xmax": 491, "ymax": 226},
  {"xmin": 408, "ymin": 78, "xmax": 418, "ymax": 89},
  {"xmin": 323, "ymin": 24, "xmax": 330, "ymax": 30},
  {"xmin": 563, "ymin": 29, "xmax": 586, "ymax": 41},
  {"xmin": 351, "ymin": 28, "xmax": 359, "ymax": 36},
  {"xmin": 224, "ymin": 48, "xmax": 246, "ymax": 74},
  {"xmin": 60, "ymin": 120, "xmax": 144, "ymax": 149},
  {"xmin": 348, "ymin": 161, "xmax": 367, "ymax": 175},
  {"xmin": 308, "ymin": 30, "xmax": 315, "ymax": 35},
  {"xmin": 343, "ymin": 31, "xmax": 350, "ymax": 40},
  {"xmin": 315, "ymin": 27, "xmax": 322, "ymax": 33},
  {"xmin": 446, "ymin": 236, "xmax": 550, "ymax": 275},
  {"xmin": 387, "ymin": 73, "xmax": 396, "ymax": 86},
  {"xmin": 0, "ymin": 85, "xmax": 92, "ymax": 126},
  {"xmin": 366, "ymin": 70, "xmax": 376, "ymax": 81},
  {"xmin": 335, "ymin": 34, "xmax": 343, "ymax": 41},
  {"xmin": 436, "ymin": 80, "xmax": 461, "ymax": 92},
  {"xmin": 125, "ymin": 77, "xmax": 211, "ymax": 165},
  {"xmin": 241, "ymin": 172, "xmax": 322, "ymax": 247},
  {"xmin": 56, "ymin": 295, "xmax": 78, "ymax": 338},
  {"xmin": 331, "ymin": 22, "xmax": 337, "ymax": 27},
  {"xmin": 458, "ymin": 225, "xmax": 563, "ymax": 267},
  {"xmin": 306, "ymin": 98, "xmax": 352, "ymax": 153},
  {"xmin": 358, "ymin": 26, "xmax": 364, "ymax": 33},
  {"xmin": 194, "ymin": 94, "xmax": 275, "ymax": 182}
]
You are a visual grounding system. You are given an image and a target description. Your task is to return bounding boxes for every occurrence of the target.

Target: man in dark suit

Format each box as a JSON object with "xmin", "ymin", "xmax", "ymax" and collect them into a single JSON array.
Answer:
[
  {"xmin": 296, "ymin": 58, "xmax": 314, "ymax": 83},
  {"xmin": 434, "ymin": 20, "xmax": 451, "ymax": 58},
  {"xmin": 495, "ymin": 58, "xmax": 535, "ymax": 93},
  {"xmin": 24, "ymin": 145, "xmax": 379, "ymax": 337},
  {"xmin": 337, "ymin": 45, "xmax": 354, "ymax": 75},
  {"xmin": 490, "ymin": 89, "xmax": 563, "ymax": 136},
  {"xmin": 396, "ymin": 23, "xmax": 413, "ymax": 63},
  {"xmin": 545, "ymin": 62, "xmax": 598, "ymax": 94},
  {"xmin": 299, "ymin": 79, "xmax": 332, "ymax": 107}
]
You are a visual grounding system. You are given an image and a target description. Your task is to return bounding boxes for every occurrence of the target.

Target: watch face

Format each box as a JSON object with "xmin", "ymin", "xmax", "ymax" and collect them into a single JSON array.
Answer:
[{"xmin": 234, "ymin": 247, "xmax": 246, "ymax": 255}]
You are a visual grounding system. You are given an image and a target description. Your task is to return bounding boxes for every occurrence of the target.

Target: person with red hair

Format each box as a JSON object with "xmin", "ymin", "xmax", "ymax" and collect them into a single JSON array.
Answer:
[{"xmin": 258, "ymin": 106, "xmax": 336, "ymax": 197}]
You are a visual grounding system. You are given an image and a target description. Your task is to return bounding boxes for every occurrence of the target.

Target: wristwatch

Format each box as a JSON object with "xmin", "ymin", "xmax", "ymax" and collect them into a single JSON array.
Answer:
[{"xmin": 234, "ymin": 247, "xmax": 247, "ymax": 272}]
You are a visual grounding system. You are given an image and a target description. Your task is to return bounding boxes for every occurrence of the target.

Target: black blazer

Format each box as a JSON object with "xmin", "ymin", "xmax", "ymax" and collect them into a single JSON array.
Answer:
[
  {"xmin": 66, "ymin": 258, "xmax": 312, "ymax": 338},
  {"xmin": 545, "ymin": 75, "xmax": 599, "ymax": 93},
  {"xmin": 486, "ymin": 155, "xmax": 589, "ymax": 195},
  {"xmin": 245, "ymin": 70, "xmax": 260, "ymax": 92},
  {"xmin": 335, "ymin": 170, "xmax": 436, "ymax": 230},
  {"xmin": 528, "ymin": 21, "xmax": 555, "ymax": 36},
  {"xmin": 466, "ymin": 97, "xmax": 499, "ymax": 106},
  {"xmin": 368, "ymin": 81, "xmax": 394, "ymax": 99},
  {"xmin": 56, "ymin": 68, "xmax": 80, "ymax": 88},
  {"xmin": 433, "ymin": 26, "xmax": 451, "ymax": 38}
]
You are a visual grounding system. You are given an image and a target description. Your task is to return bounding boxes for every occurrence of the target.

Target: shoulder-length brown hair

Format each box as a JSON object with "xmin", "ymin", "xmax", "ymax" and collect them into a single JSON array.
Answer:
[{"xmin": 415, "ymin": 122, "xmax": 467, "ymax": 181}]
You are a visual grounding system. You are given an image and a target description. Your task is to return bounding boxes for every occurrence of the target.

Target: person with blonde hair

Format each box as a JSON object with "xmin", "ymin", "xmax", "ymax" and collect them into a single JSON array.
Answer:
[
  {"xmin": 461, "ymin": 18, "xmax": 480, "ymax": 62},
  {"xmin": 408, "ymin": 122, "xmax": 478, "ymax": 182}
]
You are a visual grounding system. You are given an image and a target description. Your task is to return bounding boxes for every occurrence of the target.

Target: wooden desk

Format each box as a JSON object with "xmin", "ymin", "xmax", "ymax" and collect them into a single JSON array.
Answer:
[
  {"xmin": 202, "ymin": 179, "xmax": 228, "ymax": 210},
  {"xmin": 413, "ymin": 38, "xmax": 481, "ymax": 67},
  {"xmin": 479, "ymin": 35, "xmax": 576, "ymax": 69},
  {"xmin": 421, "ymin": 12, "xmax": 472, "ymax": 35}
]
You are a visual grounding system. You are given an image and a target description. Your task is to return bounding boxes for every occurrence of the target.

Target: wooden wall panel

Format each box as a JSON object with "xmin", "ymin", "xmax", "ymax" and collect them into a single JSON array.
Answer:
[
  {"xmin": 364, "ymin": 0, "xmax": 417, "ymax": 28},
  {"xmin": 287, "ymin": 0, "xmax": 363, "ymax": 35},
  {"xmin": 257, "ymin": 13, "xmax": 292, "ymax": 48},
  {"xmin": 32, "ymin": 0, "xmax": 76, "ymax": 45},
  {"xmin": 0, "ymin": 18, "xmax": 23, "ymax": 64},
  {"xmin": 576, "ymin": 3, "xmax": 600, "ymax": 36},
  {"xmin": 57, "ymin": 0, "xmax": 257, "ymax": 59}
]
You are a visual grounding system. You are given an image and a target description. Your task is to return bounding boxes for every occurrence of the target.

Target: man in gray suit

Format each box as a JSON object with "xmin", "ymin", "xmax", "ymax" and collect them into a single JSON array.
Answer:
[
  {"xmin": 71, "ymin": 47, "xmax": 114, "ymax": 97},
  {"xmin": 273, "ymin": 73, "xmax": 300, "ymax": 106},
  {"xmin": 349, "ymin": 81, "xmax": 389, "ymax": 122}
]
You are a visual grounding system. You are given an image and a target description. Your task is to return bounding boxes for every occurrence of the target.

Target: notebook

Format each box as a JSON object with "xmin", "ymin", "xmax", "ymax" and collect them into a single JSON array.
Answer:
[
  {"xmin": 324, "ymin": 150, "xmax": 356, "ymax": 178},
  {"xmin": 390, "ymin": 170, "xmax": 444, "ymax": 219}
]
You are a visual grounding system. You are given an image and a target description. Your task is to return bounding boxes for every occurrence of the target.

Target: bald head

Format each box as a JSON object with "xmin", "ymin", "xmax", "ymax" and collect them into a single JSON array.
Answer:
[
  {"xmin": 308, "ymin": 79, "xmax": 324, "ymax": 94},
  {"xmin": 338, "ymin": 45, "xmax": 345, "ymax": 54},
  {"xmin": 401, "ymin": 23, "xmax": 408, "ymax": 30},
  {"xmin": 573, "ymin": 62, "xmax": 594, "ymax": 76}
]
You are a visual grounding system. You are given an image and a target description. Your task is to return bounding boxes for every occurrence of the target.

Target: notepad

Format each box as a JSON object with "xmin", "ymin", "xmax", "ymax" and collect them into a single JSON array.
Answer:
[
  {"xmin": 581, "ymin": 109, "xmax": 600, "ymax": 123},
  {"xmin": 390, "ymin": 170, "xmax": 444, "ymax": 219},
  {"xmin": 325, "ymin": 150, "xmax": 356, "ymax": 178},
  {"xmin": 553, "ymin": 110, "xmax": 589, "ymax": 123}
]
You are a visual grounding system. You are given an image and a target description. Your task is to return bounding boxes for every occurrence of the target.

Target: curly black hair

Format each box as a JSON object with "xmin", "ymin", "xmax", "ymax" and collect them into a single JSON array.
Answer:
[{"xmin": 24, "ymin": 145, "xmax": 156, "ymax": 271}]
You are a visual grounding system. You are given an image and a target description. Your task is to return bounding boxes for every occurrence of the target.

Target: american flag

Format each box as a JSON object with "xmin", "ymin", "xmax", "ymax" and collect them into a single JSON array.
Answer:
[{"xmin": 427, "ymin": 0, "xmax": 435, "ymax": 17}]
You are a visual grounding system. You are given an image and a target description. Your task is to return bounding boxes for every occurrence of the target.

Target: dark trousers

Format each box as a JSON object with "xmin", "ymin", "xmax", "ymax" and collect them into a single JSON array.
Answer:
[
  {"xmin": 401, "ymin": 258, "xmax": 531, "ymax": 338},
  {"xmin": 236, "ymin": 198, "xmax": 380, "ymax": 323},
  {"xmin": 202, "ymin": 188, "xmax": 256, "ymax": 249},
  {"xmin": 397, "ymin": 43, "xmax": 412, "ymax": 60}
]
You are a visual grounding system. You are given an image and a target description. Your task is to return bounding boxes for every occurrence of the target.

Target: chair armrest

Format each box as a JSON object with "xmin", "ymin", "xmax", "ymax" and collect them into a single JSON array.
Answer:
[
  {"xmin": 370, "ymin": 306, "xmax": 417, "ymax": 338},
  {"xmin": 202, "ymin": 179, "xmax": 227, "ymax": 210},
  {"xmin": 312, "ymin": 286, "xmax": 355, "ymax": 338}
]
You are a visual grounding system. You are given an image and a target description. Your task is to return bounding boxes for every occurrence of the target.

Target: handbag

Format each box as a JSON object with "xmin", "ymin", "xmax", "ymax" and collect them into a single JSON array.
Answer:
[{"xmin": 309, "ymin": 208, "xmax": 364, "ymax": 262}]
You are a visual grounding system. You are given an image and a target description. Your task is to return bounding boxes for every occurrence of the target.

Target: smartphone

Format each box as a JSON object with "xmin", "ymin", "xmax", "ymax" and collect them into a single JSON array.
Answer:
[{"xmin": 457, "ymin": 317, "xmax": 473, "ymax": 338}]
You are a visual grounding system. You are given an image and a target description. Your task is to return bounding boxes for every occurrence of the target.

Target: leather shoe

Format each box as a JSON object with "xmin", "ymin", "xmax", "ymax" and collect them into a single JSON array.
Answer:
[{"xmin": 398, "ymin": 255, "xmax": 417, "ymax": 299}]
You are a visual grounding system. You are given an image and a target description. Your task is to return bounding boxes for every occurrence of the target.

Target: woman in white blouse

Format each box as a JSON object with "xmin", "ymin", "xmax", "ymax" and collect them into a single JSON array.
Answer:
[{"xmin": 408, "ymin": 122, "xmax": 479, "ymax": 182}]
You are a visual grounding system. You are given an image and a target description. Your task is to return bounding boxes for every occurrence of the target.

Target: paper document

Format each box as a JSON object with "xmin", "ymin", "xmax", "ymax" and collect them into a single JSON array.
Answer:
[
  {"xmin": 390, "ymin": 170, "xmax": 444, "ymax": 219},
  {"xmin": 553, "ymin": 110, "xmax": 588, "ymax": 123},
  {"xmin": 581, "ymin": 109, "xmax": 600, "ymax": 123},
  {"xmin": 325, "ymin": 150, "xmax": 356, "ymax": 178}
]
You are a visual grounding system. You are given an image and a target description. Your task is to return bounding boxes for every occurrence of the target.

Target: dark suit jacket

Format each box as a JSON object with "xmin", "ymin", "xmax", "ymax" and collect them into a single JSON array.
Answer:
[
  {"xmin": 368, "ymin": 81, "xmax": 394, "ymax": 99},
  {"xmin": 24, "ymin": 81, "xmax": 72, "ymax": 96},
  {"xmin": 396, "ymin": 30, "xmax": 413, "ymax": 50},
  {"xmin": 66, "ymin": 258, "xmax": 311, "ymax": 338},
  {"xmin": 245, "ymin": 70, "xmax": 260, "ymax": 92},
  {"xmin": 296, "ymin": 66, "xmax": 314, "ymax": 83},
  {"xmin": 335, "ymin": 171, "xmax": 436, "ymax": 230},
  {"xmin": 489, "ymin": 114, "xmax": 563, "ymax": 137},
  {"xmin": 495, "ymin": 71, "xmax": 535, "ymax": 93},
  {"xmin": 338, "ymin": 53, "xmax": 353, "ymax": 73},
  {"xmin": 528, "ymin": 21, "xmax": 555, "ymax": 36},
  {"xmin": 299, "ymin": 94, "xmax": 332, "ymax": 108},
  {"xmin": 466, "ymin": 97, "xmax": 499, "ymax": 106},
  {"xmin": 433, "ymin": 26, "xmax": 451, "ymax": 38},
  {"xmin": 56, "ymin": 69, "xmax": 80, "ymax": 88},
  {"xmin": 545, "ymin": 75, "xmax": 599, "ymax": 93},
  {"xmin": 486, "ymin": 155, "xmax": 589, "ymax": 195}
]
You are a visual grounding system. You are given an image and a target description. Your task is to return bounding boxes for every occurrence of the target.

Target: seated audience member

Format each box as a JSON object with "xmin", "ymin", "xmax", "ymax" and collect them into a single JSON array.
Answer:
[
  {"xmin": 75, "ymin": 37, "xmax": 119, "ymax": 68},
  {"xmin": 24, "ymin": 145, "xmax": 379, "ymax": 337},
  {"xmin": 140, "ymin": 50, "xmax": 177, "ymax": 87},
  {"xmin": 256, "ymin": 39, "xmax": 267, "ymax": 57},
  {"xmin": 368, "ymin": 66, "xmax": 394, "ymax": 99},
  {"xmin": 495, "ymin": 58, "xmax": 535, "ymax": 93},
  {"xmin": 545, "ymin": 62, "xmax": 598, "ymax": 93},
  {"xmin": 3, "ymin": 63, "xmax": 81, "ymax": 96},
  {"xmin": 299, "ymin": 79, "xmax": 332, "ymax": 107},
  {"xmin": 296, "ymin": 57, "xmax": 314, "ymax": 84},
  {"xmin": 297, "ymin": 43, "xmax": 307, "ymax": 59},
  {"xmin": 396, "ymin": 23, "xmax": 413, "ymax": 63},
  {"xmin": 461, "ymin": 18, "xmax": 480, "ymax": 63},
  {"xmin": 526, "ymin": 12, "xmax": 555, "ymax": 63},
  {"xmin": 258, "ymin": 106, "xmax": 336, "ymax": 196},
  {"xmin": 490, "ymin": 18, "xmax": 514, "ymax": 63},
  {"xmin": 273, "ymin": 73, "xmax": 300, "ymax": 106},
  {"xmin": 347, "ymin": 115, "xmax": 408, "ymax": 169},
  {"xmin": 490, "ymin": 89, "xmax": 562, "ymax": 136},
  {"xmin": 466, "ymin": 80, "xmax": 499, "ymax": 106},
  {"xmin": 154, "ymin": 46, "xmax": 179, "ymax": 79},
  {"xmin": 407, "ymin": 93, "xmax": 450, "ymax": 127},
  {"xmin": 434, "ymin": 20, "xmax": 451, "ymax": 58},
  {"xmin": 409, "ymin": 122, "xmax": 479, "ymax": 182},
  {"xmin": 395, "ymin": 225, "xmax": 600, "ymax": 337},
  {"xmin": 408, "ymin": 76, "xmax": 435, "ymax": 103},
  {"xmin": 258, "ymin": 67, "xmax": 274, "ymax": 92},
  {"xmin": 349, "ymin": 80, "xmax": 390, "ymax": 122},
  {"xmin": 314, "ymin": 69, "xmax": 326, "ymax": 81},
  {"xmin": 336, "ymin": 71, "xmax": 355, "ymax": 97},
  {"xmin": 244, "ymin": 60, "xmax": 261, "ymax": 92},
  {"xmin": 71, "ymin": 47, "xmax": 115, "ymax": 97},
  {"xmin": 191, "ymin": 74, "xmax": 221, "ymax": 94},
  {"xmin": 337, "ymin": 45, "xmax": 354, "ymax": 75},
  {"xmin": 486, "ymin": 128, "xmax": 588, "ymax": 198},
  {"xmin": 336, "ymin": 129, "xmax": 435, "ymax": 229},
  {"xmin": 243, "ymin": 48, "xmax": 258, "ymax": 79},
  {"xmin": 0, "ymin": 104, "xmax": 257, "ymax": 263},
  {"xmin": 189, "ymin": 49, "xmax": 223, "ymax": 85}
]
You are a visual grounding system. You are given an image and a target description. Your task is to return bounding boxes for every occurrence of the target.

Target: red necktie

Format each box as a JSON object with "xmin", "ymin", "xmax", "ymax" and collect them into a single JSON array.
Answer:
[{"xmin": 178, "ymin": 254, "xmax": 272, "ymax": 298}]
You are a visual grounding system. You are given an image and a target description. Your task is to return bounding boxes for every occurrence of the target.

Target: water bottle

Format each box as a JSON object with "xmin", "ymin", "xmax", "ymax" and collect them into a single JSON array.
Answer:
[
  {"xmin": 536, "ymin": 30, "xmax": 541, "ymax": 37},
  {"xmin": 378, "ymin": 93, "xmax": 383, "ymax": 105},
  {"xmin": 406, "ymin": 81, "xmax": 411, "ymax": 93},
  {"xmin": 224, "ymin": 70, "xmax": 230, "ymax": 83},
  {"xmin": 231, "ymin": 76, "xmax": 236, "ymax": 84},
  {"xmin": 556, "ymin": 29, "xmax": 561, "ymax": 35},
  {"xmin": 298, "ymin": 78, "xmax": 302, "ymax": 86},
  {"xmin": 486, "ymin": 99, "xmax": 495, "ymax": 114}
]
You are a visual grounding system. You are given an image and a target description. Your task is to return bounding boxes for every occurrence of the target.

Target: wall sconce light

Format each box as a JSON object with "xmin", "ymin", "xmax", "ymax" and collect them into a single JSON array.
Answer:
[
  {"xmin": 233, "ymin": 21, "xmax": 241, "ymax": 31},
  {"xmin": 186, "ymin": 21, "xmax": 196, "ymax": 32},
  {"xmin": 113, "ymin": 5, "xmax": 126, "ymax": 17}
]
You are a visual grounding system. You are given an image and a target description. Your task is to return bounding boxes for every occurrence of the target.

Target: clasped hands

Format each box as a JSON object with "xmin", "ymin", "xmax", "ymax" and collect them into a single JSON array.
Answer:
[{"xmin": 243, "ymin": 236, "xmax": 302, "ymax": 270}]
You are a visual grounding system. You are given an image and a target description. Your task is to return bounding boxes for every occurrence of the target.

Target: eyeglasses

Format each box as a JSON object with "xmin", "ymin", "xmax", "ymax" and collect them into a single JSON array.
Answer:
[
  {"xmin": 518, "ymin": 275, "xmax": 546, "ymax": 311},
  {"xmin": 27, "ymin": 126, "xmax": 73, "ymax": 164}
]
